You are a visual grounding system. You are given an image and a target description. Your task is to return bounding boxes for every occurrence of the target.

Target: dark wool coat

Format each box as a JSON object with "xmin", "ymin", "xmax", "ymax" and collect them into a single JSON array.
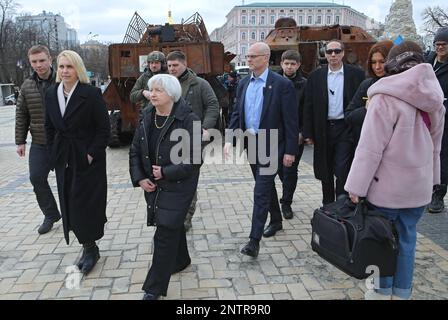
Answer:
[
  {"xmin": 45, "ymin": 83, "xmax": 110, "ymax": 244},
  {"xmin": 278, "ymin": 70, "xmax": 307, "ymax": 133},
  {"xmin": 303, "ymin": 64, "xmax": 365, "ymax": 181},
  {"xmin": 427, "ymin": 52, "xmax": 448, "ymax": 126},
  {"xmin": 345, "ymin": 77, "xmax": 378, "ymax": 147},
  {"xmin": 129, "ymin": 99, "xmax": 201, "ymax": 229}
]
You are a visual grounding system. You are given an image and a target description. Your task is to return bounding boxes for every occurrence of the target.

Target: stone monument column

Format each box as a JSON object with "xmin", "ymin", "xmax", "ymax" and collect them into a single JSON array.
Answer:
[{"xmin": 383, "ymin": 0, "xmax": 423, "ymax": 46}]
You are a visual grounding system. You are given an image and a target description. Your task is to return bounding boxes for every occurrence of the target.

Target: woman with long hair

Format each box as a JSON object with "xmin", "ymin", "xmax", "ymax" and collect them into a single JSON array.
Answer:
[{"xmin": 345, "ymin": 40, "xmax": 394, "ymax": 146}]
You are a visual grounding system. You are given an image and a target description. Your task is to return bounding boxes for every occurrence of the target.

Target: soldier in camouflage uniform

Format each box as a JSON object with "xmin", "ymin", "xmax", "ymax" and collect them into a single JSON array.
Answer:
[{"xmin": 130, "ymin": 51, "xmax": 167, "ymax": 105}]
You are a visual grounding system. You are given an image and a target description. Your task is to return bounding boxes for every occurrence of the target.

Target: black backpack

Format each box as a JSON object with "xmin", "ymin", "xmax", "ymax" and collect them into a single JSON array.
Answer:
[{"xmin": 311, "ymin": 197, "xmax": 399, "ymax": 279}]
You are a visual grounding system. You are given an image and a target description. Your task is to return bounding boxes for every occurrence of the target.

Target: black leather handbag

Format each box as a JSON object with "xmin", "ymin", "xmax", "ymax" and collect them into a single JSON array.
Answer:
[{"xmin": 311, "ymin": 197, "xmax": 399, "ymax": 279}]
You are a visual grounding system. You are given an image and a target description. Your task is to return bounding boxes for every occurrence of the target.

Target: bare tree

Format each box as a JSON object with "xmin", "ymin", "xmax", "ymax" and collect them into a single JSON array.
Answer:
[
  {"xmin": 422, "ymin": 6, "xmax": 448, "ymax": 35},
  {"xmin": 0, "ymin": 0, "xmax": 19, "ymax": 82},
  {"xmin": 79, "ymin": 42, "xmax": 109, "ymax": 84}
]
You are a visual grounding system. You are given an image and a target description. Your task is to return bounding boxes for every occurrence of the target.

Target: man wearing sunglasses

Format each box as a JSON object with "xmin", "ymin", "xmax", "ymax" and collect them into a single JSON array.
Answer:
[
  {"xmin": 303, "ymin": 40, "xmax": 365, "ymax": 205},
  {"xmin": 426, "ymin": 26, "xmax": 448, "ymax": 213}
]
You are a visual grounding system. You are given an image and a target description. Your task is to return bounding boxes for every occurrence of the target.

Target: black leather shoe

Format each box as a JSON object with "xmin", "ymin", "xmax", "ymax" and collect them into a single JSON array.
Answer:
[
  {"xmin": 172, "ymin": 257, "xmax": 191, "ymax": 274},
  {"xmin": 263, "ymin": 222, "xmax": 283, "ymax": 238},
  {"xmin": 281, "ymin": 204, "xmax": 293, "ymax": 219},
  {"xmin": 81, "ymin": 244, "xmax": 100, "ymax": 275},
  {"xmin": 240, "ymin": 240, "xmax": 259, "ymax": 258},
  {"xmin": 37, "ymin": 216, "xmax": 60, "ymax": 234},
  {"xmin": 142, "ymin": 292, "xmax": 160, "ymax": 300}
]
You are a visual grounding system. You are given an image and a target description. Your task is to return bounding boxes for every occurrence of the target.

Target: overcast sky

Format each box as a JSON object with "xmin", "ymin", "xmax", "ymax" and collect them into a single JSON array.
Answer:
[{"xmin": 14, "ymin": 0, "xmax": 446, "ymax": 43}]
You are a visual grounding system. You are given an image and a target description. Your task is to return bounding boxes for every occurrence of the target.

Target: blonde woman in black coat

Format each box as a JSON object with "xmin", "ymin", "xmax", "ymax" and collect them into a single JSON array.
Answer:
[
  {"xmin": 45, "ymin": 50, "xmax": 110, "ymax": 275},
  {"xmin": 129, "ymin": 74, "xmax": 201, "ymax": 300}
]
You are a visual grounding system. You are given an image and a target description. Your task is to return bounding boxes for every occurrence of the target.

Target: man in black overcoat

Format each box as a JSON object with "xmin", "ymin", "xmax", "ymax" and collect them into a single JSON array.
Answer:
[{"xmin": 303, "ymin": 40, "xmax": 365, "ymax": 205}]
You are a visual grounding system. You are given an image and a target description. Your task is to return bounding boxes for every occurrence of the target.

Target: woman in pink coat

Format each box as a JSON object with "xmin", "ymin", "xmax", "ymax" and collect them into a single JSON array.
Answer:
[{"xmin": 345, "ymin": 41, "xmax": 445, "ymax": 300}]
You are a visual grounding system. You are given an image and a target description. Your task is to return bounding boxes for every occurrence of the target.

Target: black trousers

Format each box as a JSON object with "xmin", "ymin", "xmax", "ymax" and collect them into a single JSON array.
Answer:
[
  {"xmin": 142, "ymin": 225, "xmax": 190, "ymax": 296},
  {"xmin": 321, "ymin": 120, "xmax": 353, "ymax": 205},
  {"xmin": 29, "ymin": 143, "xmax": 60, "ymax": 220},
  {"xmin": 278, "ymin": 144, "xmax": 305, "ymax": 206}
]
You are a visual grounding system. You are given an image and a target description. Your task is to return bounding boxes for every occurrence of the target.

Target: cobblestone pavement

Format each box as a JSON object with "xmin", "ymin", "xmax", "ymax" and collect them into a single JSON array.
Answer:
[{"xmin": 0, "ymin": 105, "xmax": 447, "ymax": 300}]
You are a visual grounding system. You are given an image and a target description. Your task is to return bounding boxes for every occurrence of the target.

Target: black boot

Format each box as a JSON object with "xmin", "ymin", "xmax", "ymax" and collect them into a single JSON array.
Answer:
[
  {"xmin": 76, "ymin": 249, "xmax": 86, "ymax": 270},
  {"xmin": 80, "ymin": 242, "xmax": 100, "ymax": 275},
  {"xmin": 428, "ymin": 184, "xmax": 446, "ymax": 213}
]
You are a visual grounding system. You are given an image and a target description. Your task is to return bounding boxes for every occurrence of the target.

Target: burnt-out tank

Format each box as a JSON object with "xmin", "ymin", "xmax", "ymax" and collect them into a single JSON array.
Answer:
[
  {"xmin": 103, "ymin": 12, "xmax": 235, "ymax": 147},
  {"xmin": 264, "ymin": 18, "xmax": 377, "ymax": 76}
]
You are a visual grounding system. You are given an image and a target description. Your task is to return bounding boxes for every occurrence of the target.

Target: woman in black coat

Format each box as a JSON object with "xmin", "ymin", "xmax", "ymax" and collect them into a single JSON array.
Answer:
[
  {"xmin": 45, "ymin": 50, "xmax": 110, "ymax": 275},
  {"xmin": 129, "ymin": 74, "xmax": 201, "ymax": 300},
  {"xmin": 345, "ymin": 40, "xmax": 394, "ymax": 147}
]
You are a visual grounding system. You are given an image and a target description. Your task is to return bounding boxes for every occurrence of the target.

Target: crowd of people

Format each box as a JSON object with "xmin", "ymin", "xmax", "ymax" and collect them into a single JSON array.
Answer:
[{"xmin": 13, "ymin": 25, "xmax": 448, "ymax": 300}]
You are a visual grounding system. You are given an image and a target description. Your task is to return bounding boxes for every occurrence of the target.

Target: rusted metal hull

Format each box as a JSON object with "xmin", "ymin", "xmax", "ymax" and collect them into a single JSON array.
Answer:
[{"xmin": 264, "ymin": 24, "xmax": 376, "ymax": 76}]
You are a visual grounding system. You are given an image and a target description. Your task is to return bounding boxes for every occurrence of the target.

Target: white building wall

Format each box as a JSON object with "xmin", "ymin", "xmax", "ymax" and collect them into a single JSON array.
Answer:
[{"xmin": 212, "ymin": 4, "xmax": 370, "ymax": 66}]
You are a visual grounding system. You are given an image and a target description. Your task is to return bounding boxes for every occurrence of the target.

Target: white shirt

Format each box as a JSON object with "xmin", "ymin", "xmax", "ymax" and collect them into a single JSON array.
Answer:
[
  {"xmin": 327, "ymin": 65, "xmax": 344, "ymax": 120},
  {"xmin": 57, "ymin": 81, "xmax": 79, "ymax": 117}
]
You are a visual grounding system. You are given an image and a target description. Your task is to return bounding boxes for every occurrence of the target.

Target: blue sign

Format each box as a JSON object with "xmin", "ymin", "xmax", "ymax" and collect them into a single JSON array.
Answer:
[{"xmin": 393, "ymin": 35, "xmax": 404, "ymax": 45}]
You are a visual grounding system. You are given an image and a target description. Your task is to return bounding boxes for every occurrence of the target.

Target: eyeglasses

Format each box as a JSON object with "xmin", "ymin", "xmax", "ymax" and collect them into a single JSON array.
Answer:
[
  {"xmin": 434, "ymin": 42, "xmax": 448, "ymax": 48},
  {"xmin": 245, "ymin": 54, "xmax": 267, "ymax": 59},
  {"xmin": 326, "ymin": 49, "xmax": 343, "ymax": 55}
]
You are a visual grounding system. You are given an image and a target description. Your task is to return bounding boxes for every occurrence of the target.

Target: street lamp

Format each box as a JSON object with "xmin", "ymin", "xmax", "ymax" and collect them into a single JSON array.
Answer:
[{"xmin": 86, "ymin": 31, "xmax": 99, "ymax": 42}]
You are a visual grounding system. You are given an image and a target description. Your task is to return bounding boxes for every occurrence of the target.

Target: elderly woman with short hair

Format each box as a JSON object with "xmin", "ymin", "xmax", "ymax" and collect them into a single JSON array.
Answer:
[{"xmin": 129, "ymin": 74, "xmax": 202, "ymax": 300}]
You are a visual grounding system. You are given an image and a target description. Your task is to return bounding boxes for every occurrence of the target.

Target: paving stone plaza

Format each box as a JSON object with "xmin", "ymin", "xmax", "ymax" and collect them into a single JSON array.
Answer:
[{"xmin": 0, "ymin": 105, "xmax": 447, "ymax": 300}]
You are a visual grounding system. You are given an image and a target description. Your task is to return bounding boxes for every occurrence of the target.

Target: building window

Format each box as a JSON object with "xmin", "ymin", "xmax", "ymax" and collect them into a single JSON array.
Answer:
[
  {"xmin": 270, "ymin": 15, "xmax": 275, "ymax": 24},
  {"xmin": 242, "ymin": 10, "xmax": 246, "ymax": 13},
  {"xmin": 251, "ymin": 31, "xmax": 256, "ymax": 40},
  {"xmin": 317, "ymin": 15, "xmax": 322, "ymax": 25},
  {"xmin": 260, "ymin": 32, "xmax": 265, "ymax": 40},
  {"xmin": 280, "ymin": 9, "xmax": 284, "ymax": 13},
  {"xmin": 241, "ymin": 46, "xmax": 247, "ymax": 56},
  {"xmin": 241, "ymin": 31, "xmax": 246, "ymax": 40},
  {"xmin": 242, "ymin": 16, "xmax": 247, "ymax": 25},
  {"xmin": 261, "ymin": 10, "xmax": 265, "ymax": 13},
  {"xmin": 335, "ymin": 16, "xmax": 340, "ymax": 24},
  {"xmin": 327, "ymin": 16, "xmax": 331, "ymax": 25},
  {"xmin": 327, "ymin": 9, "xmax": 331, "ymax": 13},
  {"xmin": 318, "ymin": 9, "xmax": 321, "ymax": 13},
  {"xmin": 251, "ymin": 15, "xmax": 256, "ymax": 25},
  {"xmin": 299, "ymin": 9, "xmax": 303, "ymax": 12},
  {"xmin": 260, "ymin": 16, "xmax": 265, "ymax": 25},
  {"xmin": 298, "ymin": 16, "xmax": 303, "ymax": 25},
  {"xmin": 251, "ymin": 10, "xmax": 255, "ymax": 13},
  {"xmin": 307, "ymin": 15, "xmax": 313, "ymax": 24},
  {"xmin": 290, "ymin": 10, "xmax": 294, "ymax": 13}
]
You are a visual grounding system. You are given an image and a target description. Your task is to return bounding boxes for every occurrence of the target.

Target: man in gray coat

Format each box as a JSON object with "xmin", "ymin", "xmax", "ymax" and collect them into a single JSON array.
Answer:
[
  {"xmin": 15, "ymin": 45, "xmax": 61, "ymax": 234},
  {"xmin": 130, "ymin": 51, "xmax": 167, "ymax": 105},
  {"xmin": 166, "ymin": 50, "xmax": 219, "ymax": 231}
]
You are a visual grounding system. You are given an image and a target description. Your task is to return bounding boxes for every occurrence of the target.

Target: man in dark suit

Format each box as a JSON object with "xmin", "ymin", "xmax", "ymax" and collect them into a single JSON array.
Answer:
[
  {"xmin": 224, "ymin": 42, "xmax": 299, "ymax": 258},
  {"xmin": 303, "ymin": 40, "xmax": 365, "ymax": 205}
]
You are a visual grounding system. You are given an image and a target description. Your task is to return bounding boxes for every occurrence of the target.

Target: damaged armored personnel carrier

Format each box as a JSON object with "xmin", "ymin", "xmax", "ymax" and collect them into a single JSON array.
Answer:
[
  {"xmin": 264, "ymin": 18, "xmax": 377, "ymax": 76},
  {"xmin": 103, "ymin": 12, "xmax": 234, "ymax": 147}
]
